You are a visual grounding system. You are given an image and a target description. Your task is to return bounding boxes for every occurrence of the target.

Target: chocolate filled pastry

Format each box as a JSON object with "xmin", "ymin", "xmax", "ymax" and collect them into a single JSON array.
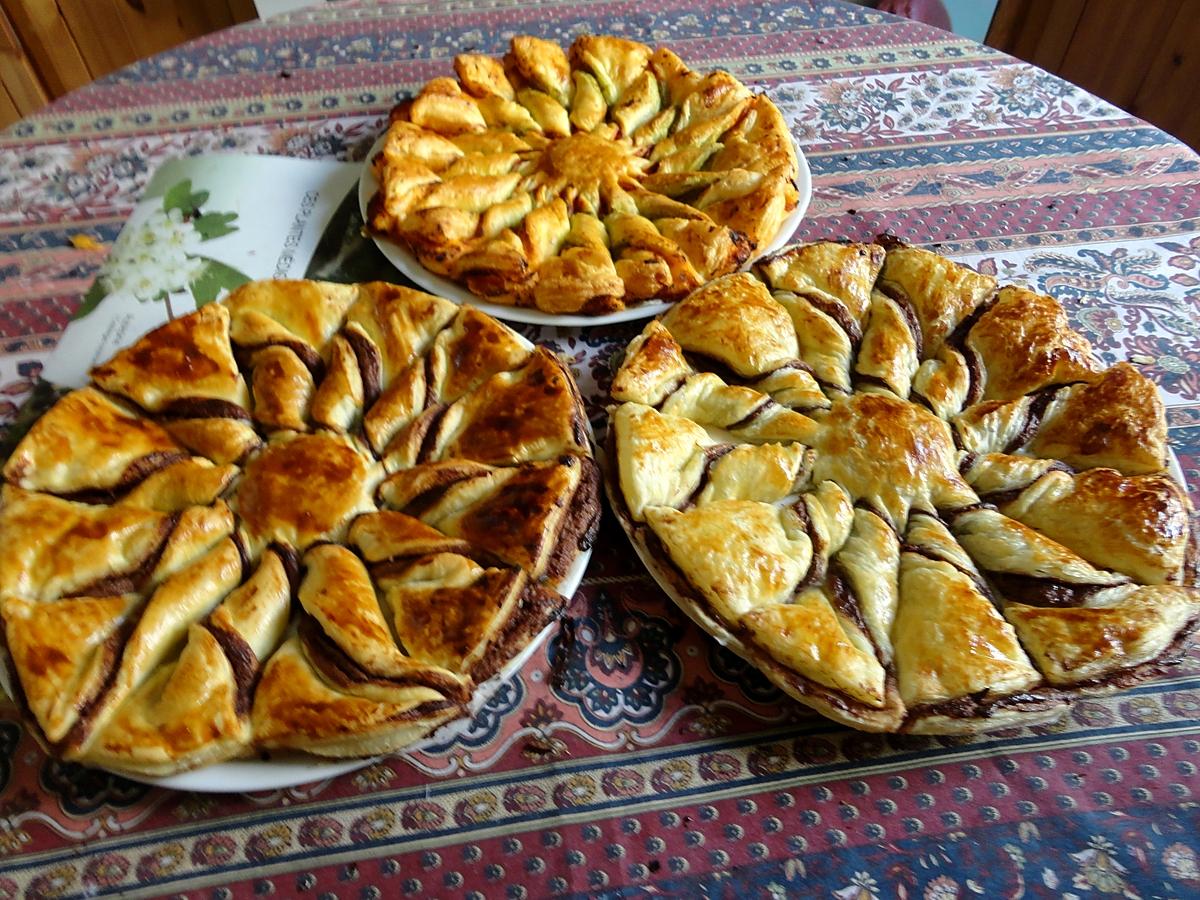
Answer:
[
  {"xmin": 606, "ymin": 240, "xmax": 1198, "ymax": 734},
  {"xmin": 0, "ymin": 279, "xmax": 599, "ymax": 776},
  {"xmin": 367, "ymin": 35, "xmax": 800, "ymax": 315}
]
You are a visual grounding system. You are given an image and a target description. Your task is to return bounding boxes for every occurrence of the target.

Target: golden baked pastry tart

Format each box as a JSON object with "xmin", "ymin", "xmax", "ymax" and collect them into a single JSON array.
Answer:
[
  {"xmin": 607, "ymin": 239, "xmax": 1199, "ymax": 735},
  {"xmin": 0, "ymin": 280, "xmax": 599, "ymax": 776},
  {"xmin": 367, "ymin": 35, "xmax": 801, "ymax": 315}
]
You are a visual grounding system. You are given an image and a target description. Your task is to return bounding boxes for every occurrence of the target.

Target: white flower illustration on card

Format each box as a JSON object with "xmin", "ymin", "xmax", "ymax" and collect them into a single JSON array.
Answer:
[{"xmin": 76, "ymin": 178, "xmax": 250, "ymax": 321}]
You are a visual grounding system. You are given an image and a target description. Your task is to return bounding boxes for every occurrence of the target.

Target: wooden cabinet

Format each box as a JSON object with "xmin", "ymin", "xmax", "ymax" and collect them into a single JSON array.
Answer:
[
  {"xmin": 988, "ymin": 0, "xmax": 1200, "ymax": 150},
  {"xmin": 0, "ymin": 3, "xmax": 47, "ymax": 123},
  {"xmin": 0, "ymin": 0, "xmax": 256, "ymax": 128}
]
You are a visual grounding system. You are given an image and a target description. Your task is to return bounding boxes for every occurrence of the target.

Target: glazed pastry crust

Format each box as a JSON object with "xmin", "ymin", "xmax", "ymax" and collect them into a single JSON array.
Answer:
[
  {"xmin": 966, "ymin": 285, "xmax": 1102, "ymax": 401},
  {"xmin": 608, "ymin": 239, "xmax": 1194, "ymax": 735},
  {"xmin": 2, "ymin": 388, "xmax": 184, "ymax": 497},
  {"xmin": 1, "ymin": 278, "xmax": 599, "ymax": 776},
  {"xmin": 369, "ymin": 35, "xmax": 799, "ymax": 315}
]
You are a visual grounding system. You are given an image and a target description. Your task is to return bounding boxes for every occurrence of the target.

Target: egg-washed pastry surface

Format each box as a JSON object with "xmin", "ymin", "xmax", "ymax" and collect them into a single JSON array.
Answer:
[
  {"xmin": 367, "ymin": 35, "xmax": 800, "ymax": 315},
  {"xmin": 607, "ymin": 239, "xmax": 1199, "ymax": 735},
  {"xmin": 0, "ymin": 279, "xmax": 600, "ymax": 776}
]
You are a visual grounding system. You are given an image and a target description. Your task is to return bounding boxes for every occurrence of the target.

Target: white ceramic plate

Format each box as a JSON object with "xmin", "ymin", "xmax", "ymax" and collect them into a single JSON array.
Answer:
[
  {"xmin": 0, "ymin": 547, "xmax": 590, "ymax": 794},
  {"xmin": 0, "ymin": 325, "xmax": 594, "ymax": 793},
  {"xmin": 358, "ymin": 133, "xmax": 813, "ymax": 327},
  {"xmin": 138, "ymin": 547, "xmax": 590, "ymax": 792}
]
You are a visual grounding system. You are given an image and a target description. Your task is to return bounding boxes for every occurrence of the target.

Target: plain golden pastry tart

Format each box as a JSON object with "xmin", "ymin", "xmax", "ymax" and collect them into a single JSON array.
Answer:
[
  {"xmin": 606, "ymin": 239, "xmax": 1199, "ymax": 734},
  {"xmin": 0, "ymin": 280, "xmax": 599, "ymax": 776},
  {"xmin": 367, "ymin": 34, "xmax": 800, "ymax": 315}
]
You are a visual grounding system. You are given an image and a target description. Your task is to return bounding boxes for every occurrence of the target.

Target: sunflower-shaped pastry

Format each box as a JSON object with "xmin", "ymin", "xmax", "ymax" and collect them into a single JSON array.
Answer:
[
  {"xmin": 0, "ymin": 280, "xmax": 599, "ymax": 776},
  {"xmin": 368, "ymin": 35, "xmax": 800, "ymax": 315},
  {"xmin": 607, "ymin": 240, "xmax": 1199, "ymax": 734}
]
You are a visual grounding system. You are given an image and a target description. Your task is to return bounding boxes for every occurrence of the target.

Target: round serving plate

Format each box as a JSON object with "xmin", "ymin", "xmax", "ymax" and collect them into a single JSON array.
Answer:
[
  {"xmin": 0, "ymin": 315, "xmax": 596, "ymax": 793},
  {"xmin": 0, "ymin": 547, "xmax": 588, "ymax": 793},
  {"xmin": 358, "ymin": 133, "xmax": 813, "ymax": 328},
  {"xmin": 137, "ymin": 547, "xmax": 590, "ymax": 792}
]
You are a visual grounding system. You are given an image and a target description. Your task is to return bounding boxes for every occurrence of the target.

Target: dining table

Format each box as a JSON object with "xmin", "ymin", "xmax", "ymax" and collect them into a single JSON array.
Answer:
[{"xmin": 2, "ymin": 0, "xmax": 1199, "ymax": 896}]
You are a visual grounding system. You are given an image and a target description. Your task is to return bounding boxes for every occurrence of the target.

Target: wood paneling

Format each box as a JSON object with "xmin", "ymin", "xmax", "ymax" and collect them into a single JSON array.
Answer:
[
  {"xmin": 985, "ymin": 0, "xmax": 1087, "ymax": 73},
  {"xmin": 0, "ymin": 0, "xmax": 256, "ymax": 129},
  {"xmin": 0, "ymin": 4, "xmax": 48, "ymax": 121},
  {"xmin": 1057, "ymin": 0, "xmax": 1183, "ymax": 110},
  {"xmin": 1132, "ymin": 3, "xmax": 1200, "ymax": 147},
  {"xmin": 988, "ymin": 0, "xmax": 1200, "ymax": 150},
  {"xmin": 1, "ymin": 0, "xmax": 89, "ymax": 96}
]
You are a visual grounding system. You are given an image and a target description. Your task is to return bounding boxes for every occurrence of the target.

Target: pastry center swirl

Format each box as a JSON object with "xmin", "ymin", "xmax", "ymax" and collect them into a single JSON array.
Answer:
[
  {"xmin": 533, "ymin": 130, "xmax": 647, "ymax": 202},
  {"xmin": 809, "ymin": 392, "xmax": 969, "ymax": 525},
  {"xmin": 232, "ymin": 433, "xmax": 379, "ymax": 553},
  {"xmin": 542, "ymin": 132, "xmax": 637, "ymax": 183}
]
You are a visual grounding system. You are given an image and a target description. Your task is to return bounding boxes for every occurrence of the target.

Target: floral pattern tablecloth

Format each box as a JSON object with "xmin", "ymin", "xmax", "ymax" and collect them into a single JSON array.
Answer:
[{"xmin": 1, "ymin": 1, "xmax": 1199, "ymax": 897}]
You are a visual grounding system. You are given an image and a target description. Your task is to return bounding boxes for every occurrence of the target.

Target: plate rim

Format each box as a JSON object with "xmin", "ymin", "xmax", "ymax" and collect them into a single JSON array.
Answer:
[
  {"xmin": 358, "ymin": 131, "xmax": 813, "ymax": 327},
  {"xmin": 0, "ymin": 321, "xmax": 594, "ymax": 794},
  {"xmin": 83, "ymin": 544, "xmax": 592, "ymax": 793}
]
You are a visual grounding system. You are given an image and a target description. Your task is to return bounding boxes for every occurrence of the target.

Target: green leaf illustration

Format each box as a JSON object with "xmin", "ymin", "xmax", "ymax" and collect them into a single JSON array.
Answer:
[
  {"xmin": 193, "ymin": 211, "xmax": 239, "ymax": 241},
  {"xmin": 71, "ymin": 279, "xmax": 109, "ymax": 322},
  {"xmin": 189, "ymin": 256, "xmax": 251, "ymax": 305},
  {"xmin": 163, "ymin": 178, "xmax": 210, "ymax": 214}
]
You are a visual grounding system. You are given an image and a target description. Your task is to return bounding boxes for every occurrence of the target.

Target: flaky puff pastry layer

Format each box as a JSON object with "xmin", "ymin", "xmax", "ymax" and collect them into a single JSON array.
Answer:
[
  {"xmin": 607, "ymin": 239, "xmax": 1196, "ymax": 735},
  {"xmin": 1, "ymin": 278, "xmax": 600, "ymax": 776},
  {"xmin": 369, "ymin": 35, "xmax": 799, "ymax": 315}
]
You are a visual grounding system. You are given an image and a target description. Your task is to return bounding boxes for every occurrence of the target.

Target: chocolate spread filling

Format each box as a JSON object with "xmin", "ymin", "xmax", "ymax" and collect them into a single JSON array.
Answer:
[
  {"xmin": 1068, "ymin": 614, "xmax": 1200, "ymax": 692},
  {"xmin": 828, "ymin": 562, "xmax": 879, "ymax": 660},
  {"xmin": 268, "ymin": 541, "xmax": 302, "ymax": 594},
  {"xmin": 630, "ymin": 513, "xmax": 893, "ymax": 723},
  {"xmin": 158, "ymin": 398, "xmax": 252, "ymax": 422},
  {"xmin": 649, "ymin": 374, "xmax": 689, "ymax": 411},
  {"xmin": 976, "ymin": 463, "xmax": 1075, "ymax": 508},
  {"xmin": 65, "ymin": 512, "xmax": 182, "ymax": 598},
  {"xmin": 378, "ymin": 464, "xmax": 480, "ymax": 518},
  {"xmin": 944, "ymin": 299, "xmax": 995, "ymax": 407},
  {"xmin": 61, "ymin": 611, "xmax": 144, "ymax": 751},
  {"xmin": 1001, "ymin": 386, "xmax": 1061, "ymax": 454},
  {"xmin": 297, "ymin": 614, "xmax": 470, "ymax": 701},
  {"xmin": 203, "ymin": 621, "xmax": 259, "ymax": 717},
  {"xmin": 854, "ymin": 499, "xmax": 898, "ymax": 535},
  {"xmin": 468, "ymin": 582, "xmax": 566, "ymax": 684},
  {"xmin": 939, "ymin": 502, "xmax": 997, "ymax": 521},
  {"xmin": 57, "ymin": 451, "xmax": 189, "ymax": 504},
  {"xmin": 415, "ymin": 404, "xmax": 450, "ymax": 464},
  {"xmin": 797, "ymin": 290, "xmax": 862, "ymax": 346},
  {"xmin": 899, "ymin": 521, "xmax": 1001, "ymax": 606},
  {"xmin": 237, "ymin": 340, "xmax": 325, "ymax": 381},
  {"xmin": 961, "ymin": 347, "xmax": 985, "ymax": 407},
  {"xmin": 231, "ymin": 532, "xmax": 251, "ymax": 581},
  {"xmin": 682, "ymin": 444, "xmax": 737, "ymax": 509},
  {"xmin": 341, "ymin": 328, "xmax": 383, "ymax": 411},
  {"xmin": 904, "ymin": 688, "xmax": 1066, "ymax": 725},
  {"xmin": 422, "ymin": 351, "xmax": 441, "ymax": 409},
  {"xmin": 985, "ymin": 572, "xmax": 1120, "ymax": 608},
  {"xmin": 368, "ymin": 541, "xmax": 509, "ymax": 578},
  {"xmin": 542, "ymin": 455, "xmax": 602, "ymax": 583},
  {"xmin": 908, "ymin": 389, "xmax": 937, "ymax": 416},
  {"xmin": 851, "ymin": 372, "xmax": 895, "ymax": 394},
  {"xmin": 727, "ymin": 399, "xmax": 774, "ymax": 431},
  {"xmin": 875, "ymin": 283, "xmax": 923, "ymax": 354},
  {"xmin": 792, "ymin": 497, "xmax": 826, "ymax": 591}
]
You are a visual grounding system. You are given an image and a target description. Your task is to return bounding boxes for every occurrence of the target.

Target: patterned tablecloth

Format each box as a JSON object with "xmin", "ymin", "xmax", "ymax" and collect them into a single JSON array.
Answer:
[{"xmin": 2, "ymin": 1, "xmax": 1200, "ymax": 897}]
